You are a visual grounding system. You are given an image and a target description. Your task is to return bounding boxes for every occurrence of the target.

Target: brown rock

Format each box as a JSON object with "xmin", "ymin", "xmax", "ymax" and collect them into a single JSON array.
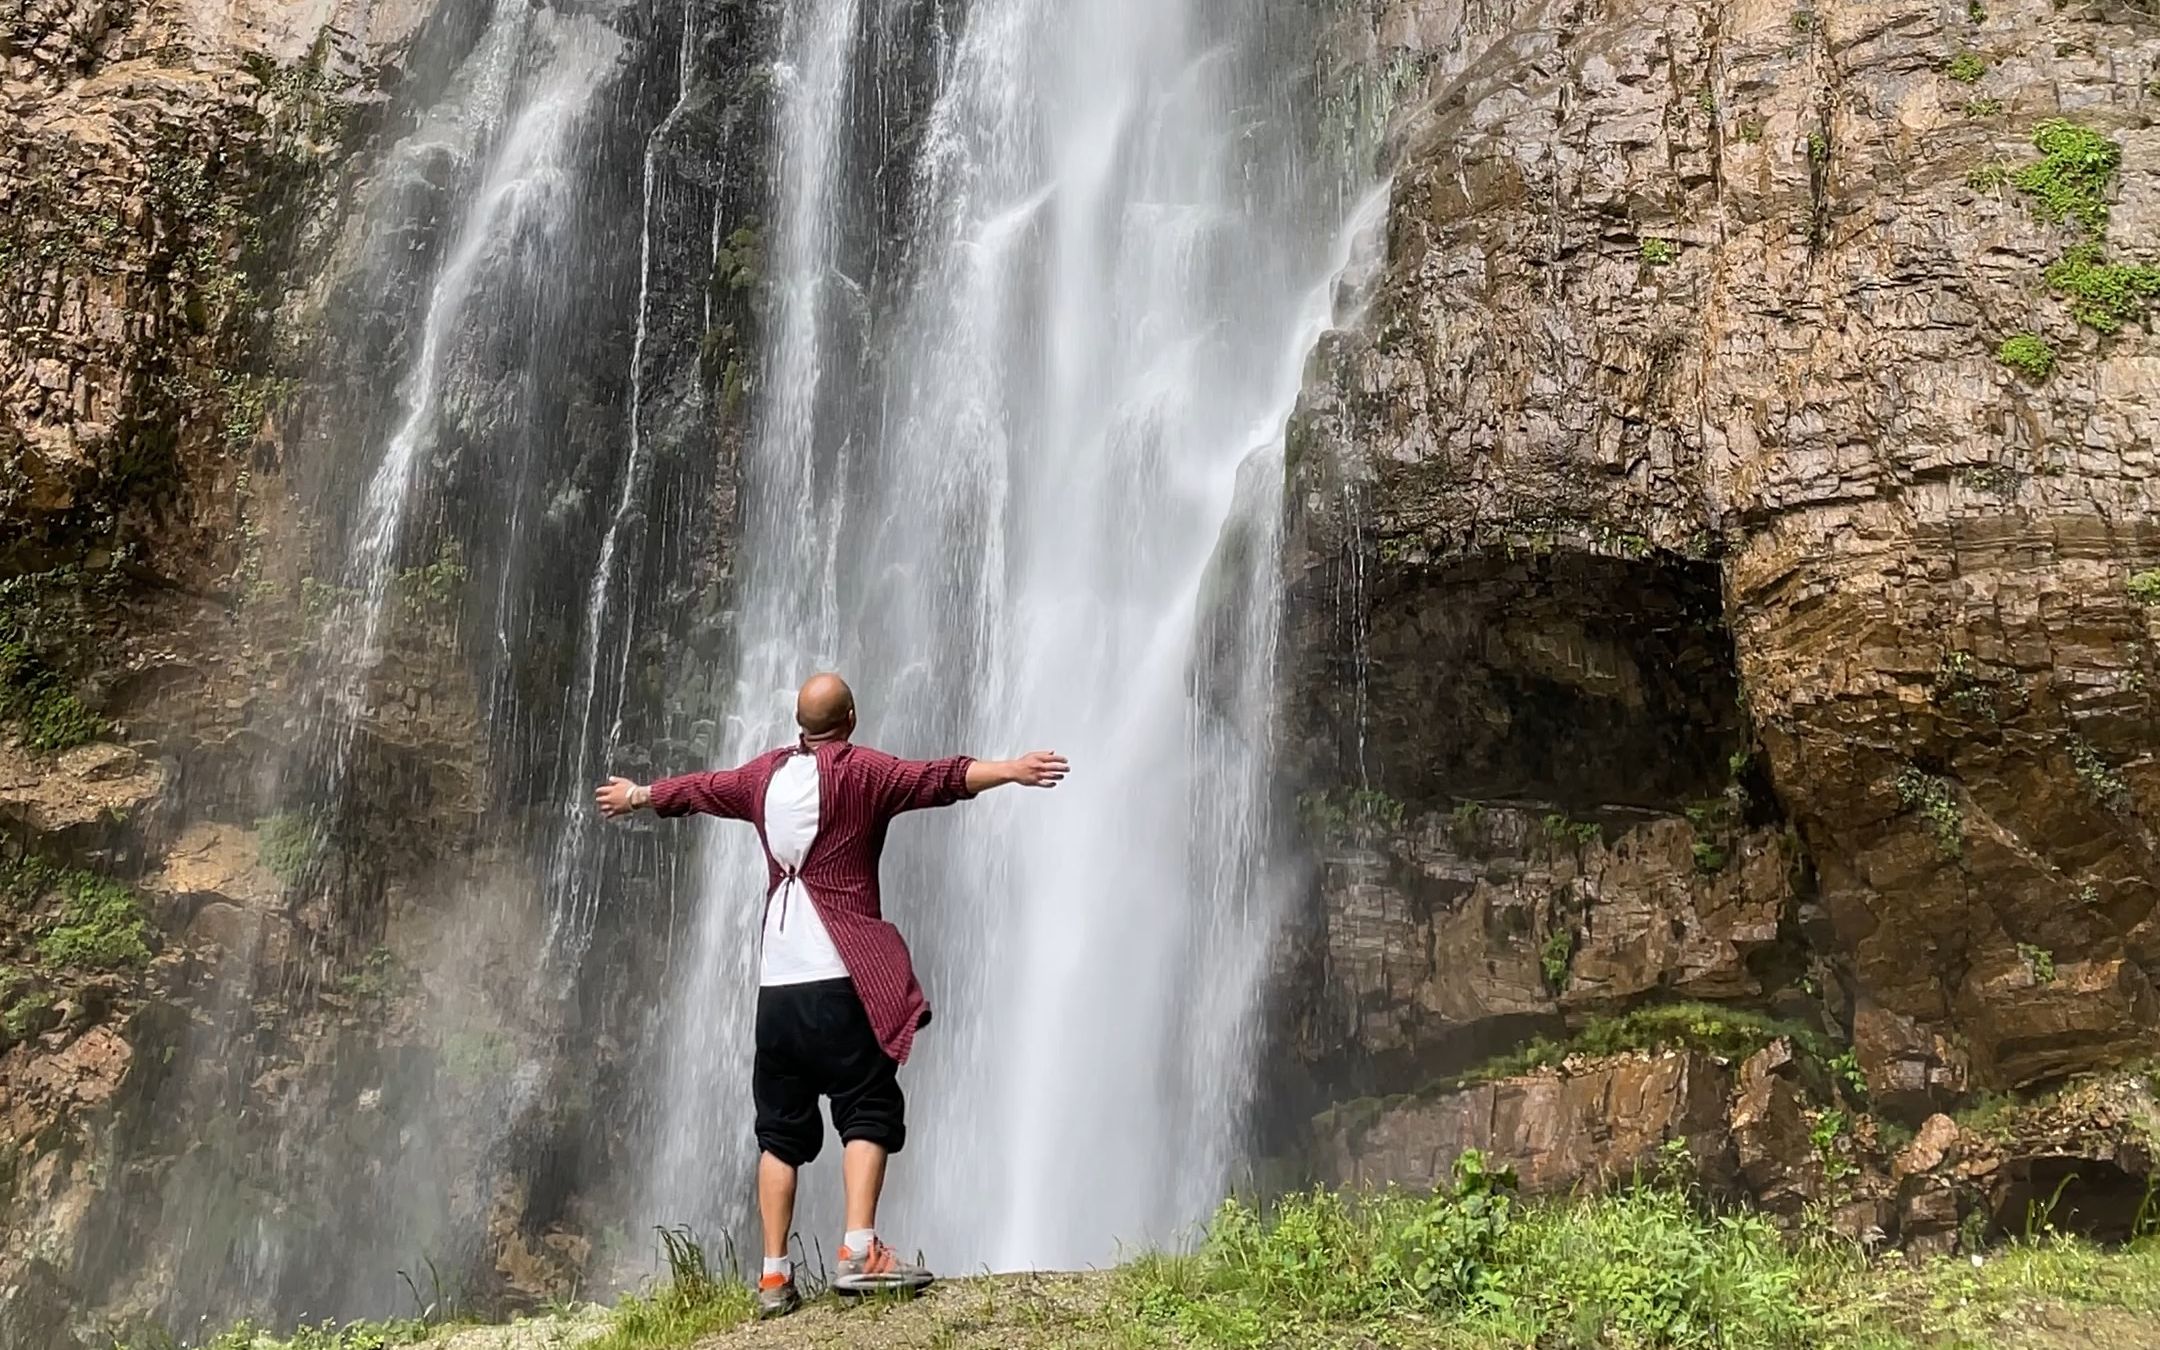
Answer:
[
  {"xmin": 1731, "ymin": 1041, "xmax": 1815, "ymax": 1210},
  {"xmin": 1289, "ymin": 0, "xmax": 2160, "ymax": 1098},
  {"xmin": 0, "ymin": 737, "xmax": 164, "ymax": 834},
  {"xmin": 1316, "ymin": 1050, "xmax": 1734, "ymax": 1195}
]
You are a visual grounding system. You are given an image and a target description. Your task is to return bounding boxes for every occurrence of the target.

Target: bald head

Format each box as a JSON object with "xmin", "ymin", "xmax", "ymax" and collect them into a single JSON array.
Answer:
[{"xmin": 796, "ymin": 673, "xmax": 856, "ymax": 741}]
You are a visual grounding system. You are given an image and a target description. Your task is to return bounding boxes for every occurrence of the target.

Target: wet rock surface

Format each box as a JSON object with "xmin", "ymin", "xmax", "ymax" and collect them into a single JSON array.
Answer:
[{"xmin": 1283, "ymin": 0, "xmax": 2160, "ymax": 1190}]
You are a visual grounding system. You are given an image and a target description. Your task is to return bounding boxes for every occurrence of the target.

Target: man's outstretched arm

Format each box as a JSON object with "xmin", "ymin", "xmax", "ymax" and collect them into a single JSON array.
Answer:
[
  {"xmin": 596, "ymin": 763, "xmax": 761, "ymax": 820},
  {"xmin": 878, "ymin": 750, "xmax": 1070, "ymax": 816},
  {"xmin": 965, "ymin": 752, "xmax": 1069, "ymax": 794}
]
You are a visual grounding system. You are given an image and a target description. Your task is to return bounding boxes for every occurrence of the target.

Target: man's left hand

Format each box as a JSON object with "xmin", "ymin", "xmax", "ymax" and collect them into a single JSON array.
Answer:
[{"xmin": 596, "ymin": 777, "xmax": 651, "ymax": 817}]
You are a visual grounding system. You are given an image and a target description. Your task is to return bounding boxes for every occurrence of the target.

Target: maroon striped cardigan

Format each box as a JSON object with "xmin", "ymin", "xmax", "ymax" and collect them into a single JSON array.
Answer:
[{"xmin": 649, "ymin": 739, "xmax": 976, "ymax": 1064}]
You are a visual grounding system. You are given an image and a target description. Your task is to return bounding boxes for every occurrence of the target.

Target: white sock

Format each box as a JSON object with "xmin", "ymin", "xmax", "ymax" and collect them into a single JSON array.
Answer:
[
  {"xmin": 844, "ymin": 1228, "xmax": 876, "ymax": 1256},
  {"xmin": 763, "ymin": 1255, "xmax": 790, "ymax": 1280}
]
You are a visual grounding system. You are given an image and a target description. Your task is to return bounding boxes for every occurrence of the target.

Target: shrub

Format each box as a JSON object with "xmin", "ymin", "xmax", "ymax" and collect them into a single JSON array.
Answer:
[
  {"xmin": 2131, "ymin": 569, "xmax": 2160, "ymax": 605},
  {"xmin": 2013, "ymin": 120, "xmax": 2121, "ymax": 232},
  {"xmin": 1996, "ymin": 333, "xmax": 2055, "ymax": 380}
]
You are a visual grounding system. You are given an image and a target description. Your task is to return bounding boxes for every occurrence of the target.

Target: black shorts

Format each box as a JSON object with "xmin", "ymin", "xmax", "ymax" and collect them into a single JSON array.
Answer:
[{"xmin": 753, "ymin": 978, "xmax": 905, "ymax": 1167}]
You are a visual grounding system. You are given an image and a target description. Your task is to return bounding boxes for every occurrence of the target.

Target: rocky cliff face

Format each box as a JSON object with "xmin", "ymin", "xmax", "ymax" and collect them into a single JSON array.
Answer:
[
  {"xmin": 0, "ymin": 0, "xmax": 771, "ymax": 1341},
  {"xmin": 1281, "ymin": 0, "xmax": 2160, "ymax": 1222}
]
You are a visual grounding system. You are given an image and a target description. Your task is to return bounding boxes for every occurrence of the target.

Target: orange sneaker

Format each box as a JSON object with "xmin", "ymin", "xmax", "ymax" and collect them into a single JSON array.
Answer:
[
  {"xmin": 833, "ymin": 1237, "xmax": 934, "ymax": 1294},
  {"xmin": 756, "ymin": 1270, "xmax": 800, "ymax": 1318}
]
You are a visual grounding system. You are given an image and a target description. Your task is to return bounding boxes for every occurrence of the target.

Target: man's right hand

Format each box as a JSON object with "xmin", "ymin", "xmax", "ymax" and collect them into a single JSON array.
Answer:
[
  {"xmin": 1007, "ymin": 751, "xmax": 1069, "ymax": 788},
  {"xmin": 595, "ymin": 777, "xmax": 651, "ymax": 817}
]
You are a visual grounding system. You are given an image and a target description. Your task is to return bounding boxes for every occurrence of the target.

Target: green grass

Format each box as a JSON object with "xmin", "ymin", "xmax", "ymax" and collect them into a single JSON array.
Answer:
[
  {"xmin": 194, "ymin": 1319, "xmax": 433, "ymax": 1349},
  {"xmin": 588, "ymin": 1228, "xmax": 755, "ymax": 1350},
  {"xmin": 1121, "ymin": 1159, "xmax": 1834, "ymax": 1348},
  {"xmin": 1996, "ymin": 333, "xmax": 2055, "ymax": 381},
  {"xmin": 1452, "ymin": 1002, "xmax": 1828, "ymax": 1089},
  {"xmin": 1115, "ymin": 1166, "xmax": 2160, "ymax": 1349}
]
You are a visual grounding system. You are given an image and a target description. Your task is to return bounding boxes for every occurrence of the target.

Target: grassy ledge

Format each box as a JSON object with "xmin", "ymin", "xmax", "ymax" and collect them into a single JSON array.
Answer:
[{"xmin": 168, "ymin": 1160, "xmax": 2160, "ymax": 1350}]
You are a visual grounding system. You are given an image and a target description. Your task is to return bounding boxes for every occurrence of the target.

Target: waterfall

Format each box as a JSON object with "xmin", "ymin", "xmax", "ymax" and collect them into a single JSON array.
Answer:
[
  {"xmin": 644, "ymin": 0, "xmax": 1373, "ymax": 1269},
  {"xmin": 320, "ymin": 4, "xmax": 620, "ymax": 757}
]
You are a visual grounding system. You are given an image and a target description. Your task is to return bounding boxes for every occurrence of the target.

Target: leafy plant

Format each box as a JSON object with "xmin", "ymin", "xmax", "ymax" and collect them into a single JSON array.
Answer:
[
  {"xmin": 1299, "ymin": 787, "xmax": 1407, "ymax": 842},
  {"xmin": 2013, "ymin": 120, "xmax": 2121, "ymax": 232},
  {"xmin": 2131, "ymin": 569, "xmax": 2160, "ymax": 605},
  {"xmin": 2018, "ymin": 943, "xmax": 2058, "ymax": 984},
  {"xmin": 1896, "ymin": 767, "xmax": 1963, "ymax": 859},
  {"xmin": 1996, "ymin": 333, "xmax": 2055, "ymax": 381},
  {"xmin": 1540, "ymin": 929, "xmax": 1575, "ymax": 993},
  {"xmin": 337, "ymin": 946, "xmax": 402, "ymax": 1001},
  {"xmin": 1934, "ymin": 651, "xmax": 2000, "ymax": 720},
  {"xmin": 2043, "ymin": 243, "xmax": 2160, "ymax": 334},
  {"xmin": 1946, "ymin": 51, "xmax": 1987, "ymax": 83},
  {"xmin": 1810, "ymin": 1109, "xmax": 1855, "ymax": 1182},
  {"xmin": 396, "ymin": 539, "xmax": 468, "ymax": 620},
  {"xmin": 1543, "ymin": 814, "xmax": 1601, "ymax": 848},
  {"xmin": 1965, "ymin": 97, "xmax": 2002, "ymax": 118},
  {"xmin": 1639, "ymin": 237, "xmax": 1677, "ymax": 265},
  {"xmin": 1829, "ymin": 1049, "xmax": 1867, "ymax": 1100},
  {"xmin": 1692, "ymin": 840, "xmax": 1728, "ymax": 874},
  {"xmin": 1447, "ymin": 799, "xmax": 1484, "ymax": 841},
  {"xmin": 2067, "ymin": 736, "xmax": 2130, "ymax": 810}
]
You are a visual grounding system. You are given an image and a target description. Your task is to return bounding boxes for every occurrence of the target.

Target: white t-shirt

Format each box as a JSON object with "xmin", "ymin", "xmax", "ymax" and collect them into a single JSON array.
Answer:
[{"xmin": 759, "ymin": 751, "xmax": 848, "ymax": 987}]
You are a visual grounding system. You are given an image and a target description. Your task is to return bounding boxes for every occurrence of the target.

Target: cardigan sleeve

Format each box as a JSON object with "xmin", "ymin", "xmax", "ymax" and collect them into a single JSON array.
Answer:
[
  {"xmin": 650, "ymin": 761, "xmax": 763, "ymax": 820},
  {"xmin": 874, "ymin": 753, "xmax": 977, "ymax": 817}
]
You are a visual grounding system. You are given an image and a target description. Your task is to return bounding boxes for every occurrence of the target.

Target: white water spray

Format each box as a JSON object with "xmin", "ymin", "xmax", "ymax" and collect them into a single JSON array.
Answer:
[{"xmin": 646, "ymin": 0, "xmax": 1378, "ymax": 1270}]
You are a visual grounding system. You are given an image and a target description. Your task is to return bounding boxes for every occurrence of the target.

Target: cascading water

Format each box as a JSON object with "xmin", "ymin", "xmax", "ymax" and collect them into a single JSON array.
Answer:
[
  {"xmin": 48, "ymin": 0, "xmax": 1391, "ymax": 1332},
  {"xmin": 645, "ymin": 0, "xmax": 1377, "ymax": 1270}
]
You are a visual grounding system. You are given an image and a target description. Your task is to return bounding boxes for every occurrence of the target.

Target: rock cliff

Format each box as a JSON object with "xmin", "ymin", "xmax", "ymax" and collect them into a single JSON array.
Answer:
[
  {"xmin": 1282, "ymin": 0, "xmax": 2160, "ymax": 1219},
  {"xmin": 0, "ymin": 0, "xmax": 770, "ymax": 1340}
]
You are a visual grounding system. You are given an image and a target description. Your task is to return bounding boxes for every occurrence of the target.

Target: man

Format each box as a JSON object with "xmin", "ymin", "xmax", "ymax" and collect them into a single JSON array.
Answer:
[{"xmin": 596, "ymin": 672, "xmax": 1067, "ymax": 1317}]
